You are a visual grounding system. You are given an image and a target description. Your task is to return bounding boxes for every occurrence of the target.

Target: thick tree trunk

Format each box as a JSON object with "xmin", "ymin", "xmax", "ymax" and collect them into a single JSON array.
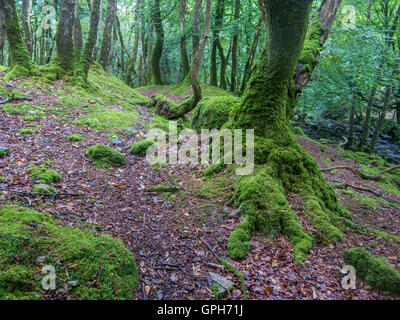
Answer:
[
  {"xmin": 150, "ymin": 0, "xmax": 164, "ymax": 85},
  {"xmin": 230, "ymin": 0, "xmax": 240, "ymax": 92},
  {"xmin": 0, "ymin": 8, "xmax": 5, "ymax": 54},
  {"xmin": 179, "ymin": 0, "xmax": 190, "ymax": 79},
  {"xmin": 81, "ymin": 0, "xmax": 101, "ymax": 79},
  {"xmin": 0, "ymin": 0, "xmax": 35, "ymax": 78},
  {"xmin": 126, "ymin": 0, "xmax": 142, "ymax": 85},
  {"xmin": 22, "ymin": 0, "xmax": 33, "ymax": 57},
  {"xmin": 99, "ymin": 0, "xmax": 117, "ymax": 70},
  {"xmin": 56, "ymin": 0, "xmax": 76, "ymax": 73}
]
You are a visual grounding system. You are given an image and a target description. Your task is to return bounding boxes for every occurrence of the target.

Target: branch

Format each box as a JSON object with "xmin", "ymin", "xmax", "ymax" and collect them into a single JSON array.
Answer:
[{"xmin": 0, "ymin": 188, "xmax": 83, "ymax": 198}]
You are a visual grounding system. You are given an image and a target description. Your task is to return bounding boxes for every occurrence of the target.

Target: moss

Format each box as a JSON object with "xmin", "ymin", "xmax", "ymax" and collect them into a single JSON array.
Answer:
[
  {"xmin": 129, "ymin": 140, "xmax": 155, "ymax": 157},
  {"xmin": 197, "ymin": 171, "xmax": 234, "ymax": 200},
  {"xmin": 343, "ymin": 248, "xmax": 400, "ymax": 295},
  {"xmin": 32, "ymin": 184, "xmax": 56, "ymax": 194},
  {"xmin": 145, "ymin": 184, "xmax": 180, "ymax": 193},
  {"xmin": 22, "ymin": 115, "xmax": 38, "ymax": 122},
  {"xmin": 0, "ymin": 149, "xmax": 10, "ymax": 158},
  {"xmin": 218, "ymin": 258, "xmax": 247, "ymax": 300},
  {"xmin": 29, "ymin": 166, "xmax": 61, "ymax": 185},
  {"xmin": 87, "ymin": 145, "xmax": 126, "ymax": 169},
  {"xmin": 0, "ymin": 206, "xmax": 138, "ymax": 300},
  {"xmin": 299, "ymin": 16, "xmax": 322, "ymax": 67},
  {"xmin": 192, "ymin": 96, "xmax": 239, "ymax": 132},
  {"xmin": 75, "ymin": 110, "xmax": 139, "ymax": 131},
  {"xmin": 2, "ymin": 104, "xmax": 45, "ymax": 117},
  {"xmin": 204, "ymin": 162, "xmax": 226, "ymax": 177},
  {"xmin": 68, "ymin": 134, "xmax": 84, "ymax": 142},
  {"xmin": 292, "ymin": 126, "xmax": 307, "ymax": 137},
  {"xmin": 18, "ymin": 128, "xmax": 34, "ymax": 135}
]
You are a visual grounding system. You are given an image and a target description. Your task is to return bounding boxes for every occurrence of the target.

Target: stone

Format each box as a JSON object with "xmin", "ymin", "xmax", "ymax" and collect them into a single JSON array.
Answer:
[
  {"xmin": 208, "ymin": 272, "xmax": 234, "ymax": 290},
  {"xmin": 36, "ymin": 256, "xmax": 46, "ymax": 263},
  {"xmin": 112, "ymin": 138, "xmax": 124, "ymax": 146},
  {"xmin": 68, "ymin": 281, "xmax": 79, "ymax": 287}
]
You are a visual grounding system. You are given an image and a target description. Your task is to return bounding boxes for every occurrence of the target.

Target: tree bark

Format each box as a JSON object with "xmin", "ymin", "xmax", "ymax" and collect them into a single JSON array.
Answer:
[
  {"xmin": 99, "ymin": 0, "xmax": 117, "ymax": 70},
  {"xmin": 230, "ymin": 0, "xmax": 240, "ymax": 92},
  {"xmin": 81, "ymin": 0, "xmax": 101, "ymax": 79},
  {"xmin": 0, "ymin": 0, "xmax": 35, "ymax": 78},
  {"xmin": 150, "ymin": 0, "xmax": 164, "ymax": 85},
  {"xmin": 73, "ymin": 1, "xmax": 83, "ymax": 53},
  {"xmin": 116, "ymin": 16, "xmax": 125, "ymax": 76},
  {"xmin": 192, "ymin": 0, "xmax": 202, "ymax": 60},
  {"xmin": 56, "ymin": 0, "xmax": 77, "ymax": 73},
  {"xmin": 0, "ymin": 8, "xmax": 6, "ymax": 54},
  {"xmin": 22, "ymin": 0, "xmax": 33, "ymax": 57},
  {"xmin": 210, "ymin": 0, "xmax": 225, "ymax": 86},
  {"xmin": 179, "ymin": 0, "xmax": 190, "ymax": 80}
]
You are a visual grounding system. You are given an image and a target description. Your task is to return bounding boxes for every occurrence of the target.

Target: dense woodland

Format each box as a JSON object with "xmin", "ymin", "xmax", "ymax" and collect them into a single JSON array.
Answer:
[{"xmin": 0, "ymin": 0, "xmax": 400, "ymax": 301}]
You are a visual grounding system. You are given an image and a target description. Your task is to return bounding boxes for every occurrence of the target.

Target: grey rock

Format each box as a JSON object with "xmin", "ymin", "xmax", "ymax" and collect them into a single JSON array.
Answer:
[
  {"xmin": 208, "ymin": 272, "xmax": 234, "ymax": 290},
  {"xmin": 183, "ymin": 284, "xmax": 194, "ymax": 292},
  {"xmin": 68, "ymin": 281, "xmax": 79, "ymax": 287},
  {"xmin": 112, "ymin": 138, "xmax": 124, "ymax": 146},
  {"xmin": 29, "ymin": 222, "xmax": 38, "ymax": 228},
  {"xmin": 36, "ymin": 256, "xmax": 46, "ymax": 263}
]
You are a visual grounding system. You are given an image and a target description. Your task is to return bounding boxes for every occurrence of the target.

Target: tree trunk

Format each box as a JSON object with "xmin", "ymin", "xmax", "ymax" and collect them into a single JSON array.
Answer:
[
  {"xmin": 99, "ymin": 0, "xmax": 117, "ymax": 70},
  {"xmin": 230, "ymin": 0, "xmax": 240, "ymax": 92},
  {"xmin": 55, "ymin": 0, "xmax": 76, "ymax": 73},
  {"xmin": 22, "ymin": 0, "xmax": 33, "ymax": 57},
  {"xmin": 240, "ymin": 18, "xmax": 262, "ymax": 92},
  {"xmin": 347, "ymin": 100, "xmax": 356, "ymax": 148},
  {"xmin": 0, "ymin": 0, "xmax": 35, "ymax": 79},
  {"xmin": 192, "ymin": 0, "xmax": 202, "ymax": 60},
  {"xmin": 116, "ymin": 16, "xmax": 125, "ymax": 76},
  {"xmin": 0, "ymin": 8, "xmax": 6, "ymax": 54},
  {"xmin": 73, "ymin": 1, "xmax": 83, "ymax": 53},
  {"xmin": 179, "ymin": 0, "xmax": 190, "ymax": 80},
  {"xmin": 126, "ymin": 0, "xmax": 142, "ymax": 85},
  {"xmin": 150, "ymin": 0, "xmax": 164, "ymax": 85},
  {"xmin": 81, "ymin": 0, "xmax": 101, "ymax": 79},
  {"xmin": 210, "ymin": 0, "xmax": 225, "ymax": 86}
]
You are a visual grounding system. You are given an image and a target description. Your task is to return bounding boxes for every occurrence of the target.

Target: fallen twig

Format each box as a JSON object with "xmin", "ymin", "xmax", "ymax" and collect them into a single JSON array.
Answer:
[
  {"xmin": 322, "ymin": 165, "xmax": 400, "ymax": 181},
  {"xmin": 0, "ymin": 188, "xmax": 83, "ymax": 198}
]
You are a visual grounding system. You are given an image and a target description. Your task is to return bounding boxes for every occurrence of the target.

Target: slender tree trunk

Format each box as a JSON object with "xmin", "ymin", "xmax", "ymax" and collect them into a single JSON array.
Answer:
[
  {"xmin": 347, "ymin": 100, "xmax": 356, "ymax": 148},
  {"xmin": 146, "ymin": 24, "xmax": 154, "ymax": 82},
  {"xmin": 179, "ymin": 0, "xmax": 190, "ymax": 79},
  {"xmin": 116, "ymin": 16, "xmax": 125, "ymax": 76},
  {"xmin": 240, "ymin": 18, "xmax": 262, "ymax": 92},
  {"xmin": 22, "ymin": 0, "xmax": 33, "ymax": 57},
  {"xmin": 0, "ymin": 0, "xmax": 35, "ymax": 78},
  {"xmin": 0, "ymin": 8, "xmax": 6, "ymax": 54},
  {"xmin": 150, "ymin": 0, "xmax": 164, "ymax": 85},
  {"xmin": 81, "ymin": 0, "xmax": 101, "ymax": 79},
  {"xmin": 93, "ymin": 0, "xmax": 103, "ymax": 61},
  {"xmin": 210, "ymin": 0, "xmax": 225, "ymax": 86},
  {"xmin": 218, "ymin": 40, "xmax": 230, "ymax": 90},
  {"xmin": 73, "ymin": 1, "xmax": 83, "ymax": 53},
  {"xmin": 192, "ymin": 0, "xmax": 202, "ymax": 60},
  {"xmin": 55, "ymin": 0, "xmax": 77, "ymax": 73},
  {"xmin": 99, "ymin": 0, "xmax": 117, "ymax": 70},
  {"xmin": 230, "ymin": 0, "xmax": 240, "ymax": 92},
  {"xmin": 126, "ymin": 0, "xmax": 142, "ymax": 85}
]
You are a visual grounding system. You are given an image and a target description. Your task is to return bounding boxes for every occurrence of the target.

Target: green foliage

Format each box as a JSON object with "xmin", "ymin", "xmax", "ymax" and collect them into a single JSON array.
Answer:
[
  {"xmin": 87, "ymin": 145, "xmax": 126, "ymax": 169},
  {"xmin": 192, "ymin": 96, "xmax": 239, "ymax": 132},
  {"xmin": 0, "ymin": 149, "xmax": 9, "ymax": 158},
  {"xmin": 129, "ymin": 140, "xmax": 155, "ymax": 157},
  {"xmin": 18, "ymin": 128, "xmax": 34, "ymax": 135},
  {"xmin": 68, "ymin": 134, "xmax": 84, "ymax": 142},
  {"xmin": 146, "ymin": 184, "xmax": 179, "ymax": 193},
  {"xmin": 29, "ymin": 165, "xmax": 61, "ymax": 184},
  {"xmin": 0, "ymin": 206, "xmax": 138, "ymax": 300},
  {"xmin": 343, "ymin": 248, "xmax": 400, "ymax": 295}
]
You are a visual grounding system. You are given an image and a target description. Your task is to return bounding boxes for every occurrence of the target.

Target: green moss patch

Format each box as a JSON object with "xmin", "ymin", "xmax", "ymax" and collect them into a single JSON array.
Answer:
[
  {"xmin": 68, "ymin": 134, "xmax": 84, "ymax": 142},
  {"xmin": 18, "ymin": 128, "xmax": 35, "ymax": 135},
  {"xmin": 0, "ymin": 148, "xmax": 10, "ymax": 158},
  {"xmin": 192, "ymin": 96, "xmax": 238, "ymax": 132},
  {"xmin": 75, "ymin": 110, "xmax": 138, "ymax": 131},
  {"xmin": 2, "ymin": 104, "xmax": 45, "ymax": 117},
  {"xmin": 145, "ymin": 184, "xmax": 180, "ymax": 193},
  {"xmin": 32, "ymin": 184, "xmax": 56, "ymax": 194},
  {"xmin": 87, "ymin": 145, "xmax": 126, "ymax": 169},
  {"xmin": 0, "ymin": 206, "xmax": 138, "ymax": 300},
  {"xmin": 343, "ymin": 248, "xmax": 400, "ymax": 295},
  {"xmin": 130, "ymin": 140, "xmax": 155, "ymax": 157},
  {"xmin": 29, "ymin": 166, "xmax": 61, "ymax": 185}
]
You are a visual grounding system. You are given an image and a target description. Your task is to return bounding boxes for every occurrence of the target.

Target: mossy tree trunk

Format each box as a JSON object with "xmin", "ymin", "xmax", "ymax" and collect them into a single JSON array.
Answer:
[
  {"xmin": 22, "ymin": 0, "xmax": 33, "ymax": 57},
  {"xmin": 81, "ymin": 0, "xmax": 102, "ymax": 79},
  {"xmin": 179, "ymin": 0, "xmax": 190, "ymax": 80},
  {"xmin": 73, "ymin": 1, "xmax": 83, "ymax": 54},
  {"xmin": 210, "ymin": 0, "xmax": 225, "ymax": 87},
  {"xmin": 226, "ymin": 0, "xmax": 350, "ymax": 263},
  {"xmin": 0, "ymin": 8, "xmax": 6, "ymax": 54},
  {"xmin": 192, "ymin": 0, "xmax": 202, "ymax": 60},
  {"xmin": 55, "ymin": 0, "xmax": 77, "ymax": 73},
  {"xmin": 0, "ymin": 0, "xmax": 36, "ymax": 79},
  {"xmin": 126, "ymin": 0, "xmax": 142, "ymax": 85},
  {"xmin": 116, "ymin": 16, "xmax": 126, "ymax": 76},
  {"xmin": 230, "ymin": 0, "xmax": 240, "ymax": 92},
  {"xmin": 99, "ymin": 0, "xmax": 117, "ymax": 70},
  {"xmin": 150, "ymin": 0, "xmax": 164, "ymax": 85}
]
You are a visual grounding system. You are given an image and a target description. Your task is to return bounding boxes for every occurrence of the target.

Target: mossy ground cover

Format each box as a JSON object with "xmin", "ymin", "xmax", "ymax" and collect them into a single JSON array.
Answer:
[
  {"xmin": 87, "ymin": 144, "xmax": 126, "ymax": 169},
  {"xmin": 0, "ymin": 206, "xmax": 138, "ymax": 300}
]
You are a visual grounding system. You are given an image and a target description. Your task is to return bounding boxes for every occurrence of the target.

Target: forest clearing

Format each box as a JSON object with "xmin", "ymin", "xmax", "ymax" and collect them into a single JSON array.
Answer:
[{"xmin": 0, "ymin": 0, "xmax": 399, "ymax": 303}]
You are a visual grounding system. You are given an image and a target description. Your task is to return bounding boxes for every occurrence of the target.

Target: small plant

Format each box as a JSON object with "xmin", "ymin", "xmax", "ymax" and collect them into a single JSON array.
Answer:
[{"xmin": 68, "ymin": 134, "xmax": 84, "ymax": 142}]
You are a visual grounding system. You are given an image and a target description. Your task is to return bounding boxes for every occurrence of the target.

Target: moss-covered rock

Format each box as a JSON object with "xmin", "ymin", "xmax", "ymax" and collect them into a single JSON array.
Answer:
[
  {"xmin": 68, "ymin": 134, "xmax": 84, "ymax": 142},
  {"xmin": 145, "ymin": 184, "xmax": 179, "ymax": 193},
  {"xmin": 0, "ymin": 206, "xmax": 138, "ymax": 300},
  {"xmin": 191, "ymin": 96, "xmax": 239, "ymax": 132},
  {"xmin": 0, "ymin": 147, "xmax": 10, "ymax": 158},
  {"xmin": 18, "ymin": 128, "xmax": 34, "ymax": 135},
  {"xmin": 129, "ymin": 140, "xmax": 155, "ymax": 157},
  {"xmin": 32, "ymin": 184, "xmax": 55, "ymax": 194},
  {"xmin": 343, "ymin": 248, "xmax": 400, "ymax": 295},
  {"xmin": 87, "ymin": 145, "xmax": 126, "ymax": 169},
  {"xmin": 29, "ymin": 166, "xmax": 61, "ymax": 185}
]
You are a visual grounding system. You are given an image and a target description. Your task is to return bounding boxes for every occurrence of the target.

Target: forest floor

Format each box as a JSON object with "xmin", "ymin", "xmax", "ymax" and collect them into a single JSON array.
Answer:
[{"xmin": 0, "ymin": 70, "xmax": 399, "ymax": 300}]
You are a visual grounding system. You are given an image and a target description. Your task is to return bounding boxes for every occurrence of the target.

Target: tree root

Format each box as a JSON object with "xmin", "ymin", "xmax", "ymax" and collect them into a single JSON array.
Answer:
[{"xmin": 322, "ymin": 165, "xmax": 400, "ymax": 180}]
